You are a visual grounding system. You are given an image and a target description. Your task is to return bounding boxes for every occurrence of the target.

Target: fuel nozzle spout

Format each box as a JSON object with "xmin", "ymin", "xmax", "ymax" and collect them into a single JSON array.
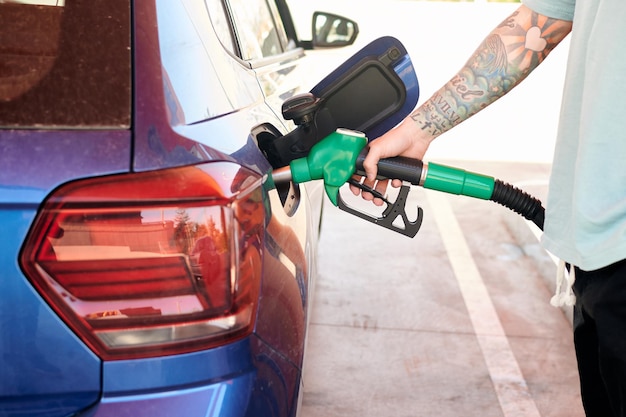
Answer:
[{"xmin": 271, "ymin": 166, "xmax": 293, "ymax": 185}]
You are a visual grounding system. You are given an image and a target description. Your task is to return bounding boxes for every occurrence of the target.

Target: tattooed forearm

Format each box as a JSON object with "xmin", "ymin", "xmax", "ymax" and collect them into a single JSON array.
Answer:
[
  {"xmin": 451, "ymin": 74, "xmax": 484, "ymax": 101},
  {"xmin": 410, "ymin": 5, "xmax": 572, "ymax": 138}
]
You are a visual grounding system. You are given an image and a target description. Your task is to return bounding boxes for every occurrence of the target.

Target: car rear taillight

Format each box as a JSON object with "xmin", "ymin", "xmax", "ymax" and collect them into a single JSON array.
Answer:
[{"xmin": 20, "ymin": 162, "xmax": 265, "ymax": 360}]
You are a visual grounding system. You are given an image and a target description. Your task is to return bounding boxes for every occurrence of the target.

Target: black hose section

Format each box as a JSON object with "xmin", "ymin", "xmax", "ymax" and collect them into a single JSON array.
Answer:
[{"xmin": 491, "ymin": 179, "xmax": 545, "ymax": 230}]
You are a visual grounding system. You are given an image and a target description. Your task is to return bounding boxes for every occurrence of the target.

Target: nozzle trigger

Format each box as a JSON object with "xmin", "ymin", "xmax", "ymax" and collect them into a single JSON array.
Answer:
[
  {"xmin": 346, "ymin": 179, "xmax": 391, "ymax": 205},
  {"xmin": 337, "ymin": 183, "xmax": 423, "ymax": 237}
]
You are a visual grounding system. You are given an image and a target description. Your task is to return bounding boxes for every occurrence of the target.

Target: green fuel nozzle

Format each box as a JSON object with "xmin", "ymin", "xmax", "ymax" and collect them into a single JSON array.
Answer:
[
  {"xmin": 274, "ymin": 129, "xmax": 368, "ymax": 205},
  {"xmin": 271, "ymin": 129, "xmax": 545, "ymax": 237}
]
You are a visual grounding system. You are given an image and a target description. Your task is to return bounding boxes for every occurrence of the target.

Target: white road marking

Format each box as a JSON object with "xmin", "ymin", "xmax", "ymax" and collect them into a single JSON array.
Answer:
[{"xmin": 427, "ymin": 191, "xmax": 542, "ymax": 417}]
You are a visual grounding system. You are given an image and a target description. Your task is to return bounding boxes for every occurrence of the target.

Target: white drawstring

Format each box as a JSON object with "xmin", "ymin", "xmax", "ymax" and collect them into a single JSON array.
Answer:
[{"xmin": 550, "ymin": 259, "xmax": 576, "ymax": 307}]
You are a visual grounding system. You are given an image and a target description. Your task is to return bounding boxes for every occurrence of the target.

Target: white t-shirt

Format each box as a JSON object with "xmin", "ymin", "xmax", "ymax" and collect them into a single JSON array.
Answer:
[{"xmin": 523, "ymin": 0, "xmax": 626, "ymax": 270}]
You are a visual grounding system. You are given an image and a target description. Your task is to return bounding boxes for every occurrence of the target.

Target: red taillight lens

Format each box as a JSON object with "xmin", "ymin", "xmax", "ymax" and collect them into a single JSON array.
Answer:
[{"xmin": 20, "ymin": 162, "xmax": 265, "ymax": 360}]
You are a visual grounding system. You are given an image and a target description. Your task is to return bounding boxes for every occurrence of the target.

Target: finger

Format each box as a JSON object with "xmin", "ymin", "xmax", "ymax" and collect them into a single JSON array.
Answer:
[
  {"xmin": 349, "ymin": 175, "xmax": 363, "ymax": 196},
  {"xmin": 360, "ymin": 177, "xmax": 387, "ymax": 205},
  {"xmin": 361, "ymin": 178, "xmax": 390, "ymax": 207},
  {"xmin": 374, "ymin": 178, "xmax": 389, "ymax": 196},
  {"xmin": 347, "ymin": 175, "xmax": 375, "ymax": 201},
  {"xmin": 361, "ymin": 176, "xmax": 377, "ymax": 201},
  {"xmin": 371, "ymin": 179, "xmax": 389, "ymax": 207}
]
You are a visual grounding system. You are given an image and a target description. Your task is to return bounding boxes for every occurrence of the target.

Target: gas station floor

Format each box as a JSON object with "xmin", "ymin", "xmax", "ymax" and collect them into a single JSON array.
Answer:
[{"xmin": 300, "ymin": 160, "xmax": 584, "ymax": 417}]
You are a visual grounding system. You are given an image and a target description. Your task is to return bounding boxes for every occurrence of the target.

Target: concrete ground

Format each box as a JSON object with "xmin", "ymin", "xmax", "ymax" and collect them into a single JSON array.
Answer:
[{"xmin": 300, "ymin": 160, "xmax": 584, "ymax": 417}]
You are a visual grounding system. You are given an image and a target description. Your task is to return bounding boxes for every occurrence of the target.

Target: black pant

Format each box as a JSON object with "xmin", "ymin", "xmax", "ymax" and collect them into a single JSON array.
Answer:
[{"xmin": 573, "ymin": 259, "xmax": 626, "ymax": 417}]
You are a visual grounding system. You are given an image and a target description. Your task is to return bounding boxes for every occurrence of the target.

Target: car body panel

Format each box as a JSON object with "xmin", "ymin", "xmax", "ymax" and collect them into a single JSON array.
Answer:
[
  {"xmin": 91, "ymin": 379, "xmax": 252, "ymax": 417},
  {"xmin": 0, "ymin": 130, "xmax": 130, "ymax": 415},
  {"xmin": 0, "ymin": 0, "xmax": 354, "ymax": 415},
  {"xmin": 0, "ymin": 130, "xmax": 131, "ymax": 194},
  {"xmin": 0, "ymin": 211, "xmax": 101, "ymax": 416},
  {"xmin": 132, "ymin": 0, "xmax": 320, "ymax": 376},
  {"xmin": 132, "ymin": 0, "xmax": 311, "ymax": 173}
]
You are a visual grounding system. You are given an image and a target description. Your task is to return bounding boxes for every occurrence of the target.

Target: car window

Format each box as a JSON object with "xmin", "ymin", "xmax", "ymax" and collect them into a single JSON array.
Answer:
[
  {"xmin": 227, "ymin": 0, "xmax": 289, "ymax": 61},
  {"xmin": 0, "ymin": 0, "xmax": 131, "ymax": 129},
  {"xmin": 156, "ymin": 0, "xmax": 237, "ymax": 125},
  {"xmin": 266, "ymin": 1, "xmax": 290, "ymax": 51},
  {"xmin": 205, "ymin": 0, "xmax": 236, "ymax": 55}
]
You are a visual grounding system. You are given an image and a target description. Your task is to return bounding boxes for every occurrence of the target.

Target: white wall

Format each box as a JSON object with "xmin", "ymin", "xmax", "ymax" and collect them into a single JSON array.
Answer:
[{"xmin": 290, "ymin": 1, "xmax": 570, "ymax": 162}]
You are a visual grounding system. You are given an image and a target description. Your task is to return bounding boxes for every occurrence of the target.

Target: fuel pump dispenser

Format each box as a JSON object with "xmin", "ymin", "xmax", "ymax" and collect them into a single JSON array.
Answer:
[
  {"xmin": 272, "ymin": 128, "xmax": 545, "ymax": 238},
  {"xmin": 265, "ymin": 37, "xmax": 545, "ymax": 238}
]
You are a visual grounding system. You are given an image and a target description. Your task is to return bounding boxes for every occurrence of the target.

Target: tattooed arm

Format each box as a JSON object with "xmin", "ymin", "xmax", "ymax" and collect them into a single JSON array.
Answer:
[
  {"xmin": 356, "ymin": 5, "xmax": 572, "ymax": 202},
  {"xmin": 412, "ymin": 6, "xmax": 571, "ymax": 138}
]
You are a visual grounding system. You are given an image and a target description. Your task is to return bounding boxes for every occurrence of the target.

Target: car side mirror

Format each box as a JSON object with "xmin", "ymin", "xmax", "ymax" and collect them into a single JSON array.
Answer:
[{"xmin": 312, "ymin": 12, "xmax": 359, "ymax": 47}]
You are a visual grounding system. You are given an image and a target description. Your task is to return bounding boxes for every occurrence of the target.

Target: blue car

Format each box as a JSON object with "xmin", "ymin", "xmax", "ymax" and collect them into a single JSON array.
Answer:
[{"xmin": 0, "ymin": 1, "xmax": 359, "ymax": 416}]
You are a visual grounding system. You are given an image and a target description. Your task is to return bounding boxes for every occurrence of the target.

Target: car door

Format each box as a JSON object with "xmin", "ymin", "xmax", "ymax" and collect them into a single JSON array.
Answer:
[{"xmin": 217, "ymin": 0, "xmax": 325, "ymax": 368}]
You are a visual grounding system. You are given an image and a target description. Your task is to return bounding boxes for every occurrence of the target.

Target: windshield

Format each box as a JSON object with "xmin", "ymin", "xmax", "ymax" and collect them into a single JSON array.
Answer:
[{"xmin": 0, "ymin": 0, "xmax": 131, "ymax": 129}]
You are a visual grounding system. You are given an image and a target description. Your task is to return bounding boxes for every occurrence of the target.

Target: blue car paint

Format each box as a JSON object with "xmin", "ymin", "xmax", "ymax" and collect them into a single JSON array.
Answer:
[
  {"xmin": 89, "ymin": 377, "xmax": 254, "ymax": 417},
  {"xmin": 126, "ymin": 3, "xmax": 313, "ymax": 416},
  {"xmin": 89, "ymin": 338, "xmax": 257, "ymax": 416},
  {"xmin": 0, "ymin": 0, "xmax": 421, "ymax": 414},
  {"xmin": 0, "ymin": 211, "xmax": 101, "ymax": 416},
  {"xmin": 0, "ymin": 130, "xmax": 131, "ymax": 415},
  {"xmin": 83, "ymin": 335, "xmax": 303, "ymax": 417},
  {"xmin": 0, "ymin": 0, "xmax": 321, "ymax": 415},
  {"xmin": 100, "ymin": 339, "xmax": 255, "ymax": 395}
]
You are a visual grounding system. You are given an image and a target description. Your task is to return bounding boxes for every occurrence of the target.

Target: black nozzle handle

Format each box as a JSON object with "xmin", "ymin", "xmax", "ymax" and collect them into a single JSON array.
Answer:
[
  {"xmin": 355, "ymin": 148, "xmax": 424, "ymax": 185},
  {"xmin": 353, "ymin": 148, "xmax": 547, "ymax": 232}
]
